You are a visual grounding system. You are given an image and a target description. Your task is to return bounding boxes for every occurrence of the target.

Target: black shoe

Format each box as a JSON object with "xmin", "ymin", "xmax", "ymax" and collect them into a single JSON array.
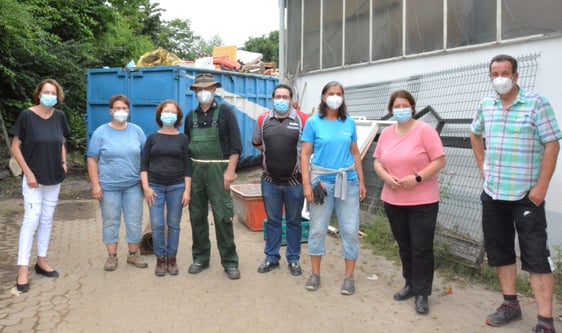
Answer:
[
  {"xmin": 415, "ymin": 295, "xmax": 429, "ymax": 314},
  {"xmin": 288, "ymin": 262, "xmax": 302, "ymax": 276},
  {"xmin": 393, "ymin": 285, "xmax": 413, "ymax": 301},
  {"xmin": 34, "ymin": 264, "xmax": 59, "ymax": 278},
  {"xmin": 188, "ymin": 262, "xmax": 209, "ymax": 274},
  {"xmin": 225, "ymin": 267, "xmax": 240, "ymax": 280},
  {"xmin": 257, "ymin": 260, "xmax": 279, "ymax": 273},
  {"xmin": 16, "ymin": 276, "xmax": 29, "ymax": 293}
]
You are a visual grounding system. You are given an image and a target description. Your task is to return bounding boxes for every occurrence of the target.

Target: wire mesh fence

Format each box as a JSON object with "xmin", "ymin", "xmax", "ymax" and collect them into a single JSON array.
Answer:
[{"xmin": 351, "ymin": 53, "xmax": 541, "ymax": 266}]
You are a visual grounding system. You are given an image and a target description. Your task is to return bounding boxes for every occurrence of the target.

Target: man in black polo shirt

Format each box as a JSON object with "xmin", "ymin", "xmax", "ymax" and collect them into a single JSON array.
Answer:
[{"xmin": 252, "ymin": 84, "xmax": 309, "ymax": 276}]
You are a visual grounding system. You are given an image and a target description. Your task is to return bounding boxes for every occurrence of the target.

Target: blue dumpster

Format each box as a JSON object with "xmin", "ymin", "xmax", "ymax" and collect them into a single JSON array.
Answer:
[{"xmin": 86, "ymin": 66, "xmax": 279, "ymax": 166}]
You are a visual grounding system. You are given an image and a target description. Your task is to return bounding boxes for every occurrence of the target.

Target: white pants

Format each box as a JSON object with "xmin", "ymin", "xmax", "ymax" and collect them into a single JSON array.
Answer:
[{"xmin": 17, "ymin": 176, "xmax": 61, "ymax": 266}]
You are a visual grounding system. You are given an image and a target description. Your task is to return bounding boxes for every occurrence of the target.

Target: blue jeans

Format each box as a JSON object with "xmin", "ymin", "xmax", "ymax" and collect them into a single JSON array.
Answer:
[
  {"xmin": 99, "ymin": 184, "xmax": 143, "ymax": 244},
  {"xmin": 148, "ymin": 182, "xmax": 185, "ymax": 257},
  {"xmin": 308, "ymin": 178, "xmax": 360, "ymax": 260},
  {"xmin": 261, "ymin": 179, "xmax": 304, "ymax": 264}
]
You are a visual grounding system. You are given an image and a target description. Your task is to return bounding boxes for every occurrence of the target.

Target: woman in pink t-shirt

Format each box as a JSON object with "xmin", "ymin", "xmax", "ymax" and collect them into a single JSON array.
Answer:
[{"xmin": 373, "ymin": 90, "xmax": 445, "ymax": 315}]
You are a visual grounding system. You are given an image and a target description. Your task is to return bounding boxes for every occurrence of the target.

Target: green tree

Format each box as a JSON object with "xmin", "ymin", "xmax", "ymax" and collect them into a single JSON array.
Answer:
[{"xmin": 243, "ymin": 31, "xmax": 279, "ymax": 64}]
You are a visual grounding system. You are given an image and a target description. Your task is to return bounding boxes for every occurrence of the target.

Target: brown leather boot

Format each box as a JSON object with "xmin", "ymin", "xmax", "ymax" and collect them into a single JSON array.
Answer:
[
  {"xmin": 155, "ymin": 256, "xmax": 167, "ymax": 277},
  {"xmin": 167, "ymin": 256, "xmax": 178, "ymax": 276}
]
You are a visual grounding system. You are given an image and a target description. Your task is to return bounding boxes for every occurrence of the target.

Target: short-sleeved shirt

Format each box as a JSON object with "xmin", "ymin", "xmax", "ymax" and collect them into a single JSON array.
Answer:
[
  {"xmin": 86, "ymin": 123, "xmax": 146, "ymax": 191},
  {"xmin": 470, "ymin": 87, "xmax": 562, "ymax": 201},
  {"xmin": 141, "ymin": 132, "xmax": 192, "ymax": 186},
  {"xmin": 373, "ymin": 121, "xmax": 444, "ymax": 205},
  {"xmin": 183, "ymin": 100, "xmax": 242, "ymax": 158},
  {"xmin": 301, "ymin": 113, "xmax": 358, "ymax": 182},
  {"xmin": 252, "ymin": 109, "xmax": 308, "ymax": 185},
  {"xmin": 10, "ymin": 108, "xmax": 71, "ymax": 185}
]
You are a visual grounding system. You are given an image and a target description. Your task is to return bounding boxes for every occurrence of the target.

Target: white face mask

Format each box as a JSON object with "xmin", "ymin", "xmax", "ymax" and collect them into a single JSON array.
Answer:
[
  {"xmin": 492, "ymin": 77, "xmax": 513, "ymax": 95},
  {"xmin": 197, "ymin": 90, "xmax": 214, "ymax": 105},
  {"xmin": 112, "ymin": 110, "xmax": 129, "ymax": 123},
  {"xmin": 325, "ymin": 95, "xmax": 343, "ymax": 110}
]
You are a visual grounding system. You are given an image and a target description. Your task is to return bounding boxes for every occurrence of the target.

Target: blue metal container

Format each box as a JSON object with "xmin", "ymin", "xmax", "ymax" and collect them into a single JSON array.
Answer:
[{"xmin": 86, "ymin": 66, "xmax": 279, "ymax": 166}]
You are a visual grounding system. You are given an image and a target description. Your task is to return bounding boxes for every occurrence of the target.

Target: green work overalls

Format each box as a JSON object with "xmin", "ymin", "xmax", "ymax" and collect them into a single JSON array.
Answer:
[{"xmin": 188, "ymin": 106, "xmax": 238, "ymax": 268}]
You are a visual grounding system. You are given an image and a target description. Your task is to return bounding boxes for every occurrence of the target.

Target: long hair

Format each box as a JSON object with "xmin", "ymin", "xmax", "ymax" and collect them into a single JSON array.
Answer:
[{"xmin": 318, "ymin": 81, "xmax": 347, "ymax": 121}]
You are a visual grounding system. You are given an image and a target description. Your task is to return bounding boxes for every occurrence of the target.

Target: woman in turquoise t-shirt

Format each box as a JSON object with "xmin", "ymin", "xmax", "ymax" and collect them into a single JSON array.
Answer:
[{"xmin": 300, "ymin": 81, "xmax": 367, "ymax": 296}]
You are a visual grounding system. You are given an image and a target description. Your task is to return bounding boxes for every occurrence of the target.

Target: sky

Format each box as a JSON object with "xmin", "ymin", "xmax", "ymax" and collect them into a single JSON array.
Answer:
[{"xmin": 155, "ymin": 0, "xmax": 281, "ymax": 47}]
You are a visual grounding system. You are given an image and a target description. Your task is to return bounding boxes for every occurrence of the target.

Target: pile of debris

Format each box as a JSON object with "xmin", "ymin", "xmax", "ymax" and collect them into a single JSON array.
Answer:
[{"xmin": 134, "ymin": 47, "xmax": 278, "ymax": 76}]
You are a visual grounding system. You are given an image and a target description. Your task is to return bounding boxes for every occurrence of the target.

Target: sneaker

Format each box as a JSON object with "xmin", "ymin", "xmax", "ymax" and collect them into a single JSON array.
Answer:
[
  {"xmin": 534, "ymin": 324, "xmax": 556, "ymax": 333},
  {"xmin": 305, "ymin": 273, "xmax": 320, "ymax": 291},
  {"xmin": 485, "ymin": 303, "xmax": 522, "ymax": 327},
  {"xmin": 257, "ymin": 260, "xmax": 279, "ymax": 273},
  {"xmin": 341, "ymin": 278, "xmax": 355, "ymax": 295},
  {"xmin": 104, "ymin": 255, "xmax": 118, "ymax": 271},
  {"xmin": 127, "ymin": 253, "xmax": 148, "ymax": 269},
  {"xmin": 288, "ymin": 262, "xmax": 302, "ymax": 276}
]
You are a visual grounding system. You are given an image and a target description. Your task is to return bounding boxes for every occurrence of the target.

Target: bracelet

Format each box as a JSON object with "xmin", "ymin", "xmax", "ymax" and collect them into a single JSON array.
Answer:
[{"xmin": 62, "ymin": 161, "xmax": 67, "ymax": 165}]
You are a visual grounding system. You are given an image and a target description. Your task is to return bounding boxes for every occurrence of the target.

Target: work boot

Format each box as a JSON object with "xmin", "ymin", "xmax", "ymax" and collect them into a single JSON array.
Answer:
[
  {"xmin": 167, "ymin": 256, "xmax": 178, "ymax": 276},
  {"xmin": 155, "ymin": 257, "xmax": 166, "ymax": 277},
  {"xmin": 127, "ymin": 252, "xmax": 148, "ymax": 269},
  {"xmin": 104, "ymin": 254, "xmax": 118, "ymax": 271}
]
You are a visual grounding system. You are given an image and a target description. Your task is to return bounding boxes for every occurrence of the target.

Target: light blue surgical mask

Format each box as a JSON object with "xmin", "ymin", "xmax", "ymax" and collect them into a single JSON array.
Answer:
[
  {"xmin": 160, "ymin": 112, "xmax": 177, "ymax": 127},
  {"xmin": 392, "ymin": 108, "xmax": 413, "ymax": 123},
  {"xmin": 40, "ymin": 94, "xmax": 57, "ymax": 108},
  {"xmin": 273, "ymin": 99, "xmax": 290, "ymax": 114}
]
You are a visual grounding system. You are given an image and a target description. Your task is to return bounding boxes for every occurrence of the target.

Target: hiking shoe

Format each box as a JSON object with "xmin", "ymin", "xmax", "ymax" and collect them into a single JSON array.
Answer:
[
  {"xmin": 533, "ymin": 323, "xmax": 557, "ymax": 333},
  {"xmin": 305, "ymin": 273, "xmax": 320, "ymax": 291},
  {"xmin": 127, "ymin": 253, "xmax": 148, "ymax": 268},
  {"xmin": 167, "ymin": 256, "xmax": 178, "ymax": 276},
  {"xmin": 155, "ymin": 257, "xmax": 167, "ymax": 277},
  {"xmin": 104, "ymin": 255, "xmax": 118, "ymax": 271},
  {"xmin": 341, "ymin": 278, "xmax": 355, "ymax": 295},
  {"xmin": 485, "ymin": 303, "xmax": 522, "ymax": 327},
  {"xmin": 288, "ymin": 262, "xmax": 302, "ymax": 276},
  {"xmin": 257, "ymin": 260, "xmax": 279, "ymax": 273}
]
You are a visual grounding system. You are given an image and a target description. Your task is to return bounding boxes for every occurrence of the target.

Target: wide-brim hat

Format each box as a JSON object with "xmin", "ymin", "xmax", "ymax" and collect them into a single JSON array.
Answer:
[{"xmin": 189, "ymin": 73, "xmax": 221, "ymax": 90}]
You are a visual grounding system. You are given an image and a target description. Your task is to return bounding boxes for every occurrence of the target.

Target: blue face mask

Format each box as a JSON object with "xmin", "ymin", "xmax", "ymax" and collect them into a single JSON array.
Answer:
[
  {"xmin": 40, "ymin": 94, "xmax": 57, "ymax": 108},
  {"xmin": 273, "ymin": 99, "xmax": 290, "ymax": 114},
  {"xmin": 392, "ymin": 108, "xmax": 413, "ymax": 123},
  {"xmin": 160, "ymin": 113, "xmax": 177, "ymax": 127}
]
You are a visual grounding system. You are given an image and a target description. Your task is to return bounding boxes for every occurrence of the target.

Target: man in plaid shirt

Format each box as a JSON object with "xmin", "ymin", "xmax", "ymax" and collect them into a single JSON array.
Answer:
[{"xmin": 470, "ymin": 54, "xmax": 562, "ymax": 333}]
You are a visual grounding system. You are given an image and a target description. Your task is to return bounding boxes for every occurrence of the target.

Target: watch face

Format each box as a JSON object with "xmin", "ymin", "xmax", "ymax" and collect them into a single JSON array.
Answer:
[{"xmin": 415, "ymin": 174, "xmax": 422, "ymax": 183}]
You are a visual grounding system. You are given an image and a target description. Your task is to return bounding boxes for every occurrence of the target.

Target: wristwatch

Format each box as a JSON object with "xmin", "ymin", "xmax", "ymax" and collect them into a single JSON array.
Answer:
[{"xmin": 415, "ymin": 174, "xmax": 422, "ymax": 183}]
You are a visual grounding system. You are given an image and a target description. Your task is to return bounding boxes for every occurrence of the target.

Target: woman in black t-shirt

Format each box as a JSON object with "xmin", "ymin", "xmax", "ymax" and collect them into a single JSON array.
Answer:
[
  {"xmin": 10, "ymin": 79, "xmax": 71, "ymax": 293},
  {"xmin": 140, "ymin": 100, "xmax": 192, "ymax": 276}
]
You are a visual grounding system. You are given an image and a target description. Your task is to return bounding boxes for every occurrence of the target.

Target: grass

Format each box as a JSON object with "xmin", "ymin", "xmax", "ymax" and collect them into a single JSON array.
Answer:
[{"xmin": 361, "ymin": 212, "xmax": 544, "ymax": 299}]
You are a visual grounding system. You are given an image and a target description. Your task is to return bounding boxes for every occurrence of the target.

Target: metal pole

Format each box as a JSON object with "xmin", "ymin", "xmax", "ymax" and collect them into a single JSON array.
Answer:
[{"xmin": 278, "ymin": 0, "xmax": 286, "ymax": 81}]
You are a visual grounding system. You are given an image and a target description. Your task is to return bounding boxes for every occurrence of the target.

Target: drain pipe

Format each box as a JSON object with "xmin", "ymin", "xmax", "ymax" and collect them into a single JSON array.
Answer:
[{"xmin": 278, "ymin": 0, "xmax": 286, "ymax": 81}]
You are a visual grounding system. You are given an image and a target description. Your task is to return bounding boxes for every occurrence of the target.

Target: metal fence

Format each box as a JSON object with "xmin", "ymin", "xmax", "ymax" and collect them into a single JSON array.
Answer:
[{"xmin": 349, "ymin": 53, "xmax": 541, "ymax": 266}]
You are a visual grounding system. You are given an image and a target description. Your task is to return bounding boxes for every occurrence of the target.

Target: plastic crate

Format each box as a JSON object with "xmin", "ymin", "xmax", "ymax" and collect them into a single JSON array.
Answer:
[
  {"xmin": 230, "ymin": 184, "xmax": 266, "ymax": 231},
  {"xmin": 263, "ymin": 218, "xmax": 310, "ymax": 245}
]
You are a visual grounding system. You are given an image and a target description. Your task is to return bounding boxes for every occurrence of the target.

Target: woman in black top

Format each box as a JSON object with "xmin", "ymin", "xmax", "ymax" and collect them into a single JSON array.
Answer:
[
  {"xmin": 141, "ymin": 100, "xmax": 192, "ymax": 276},
  {"xmin": 10, "ymin": 79, "xmax": 71, "ymax": 293}
]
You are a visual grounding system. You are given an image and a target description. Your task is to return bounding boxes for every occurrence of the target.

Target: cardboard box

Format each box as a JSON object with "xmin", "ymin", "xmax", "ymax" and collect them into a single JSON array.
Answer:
[
  {"xmin": 263, "ymin": 218, "xmax": 310, "ymax": 245},
  {"xmin": 230, "ymin": 184, "xmax": 266, "ymax": 231}
]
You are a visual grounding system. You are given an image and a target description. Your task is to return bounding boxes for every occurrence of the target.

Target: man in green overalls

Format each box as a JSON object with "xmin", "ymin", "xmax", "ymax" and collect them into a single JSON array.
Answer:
[{"xmin": 184, "ymin": 73, "xmax": 241, "ymax": 280}]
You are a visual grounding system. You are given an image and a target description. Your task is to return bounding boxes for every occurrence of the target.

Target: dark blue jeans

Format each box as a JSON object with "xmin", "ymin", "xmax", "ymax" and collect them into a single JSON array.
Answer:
[{"xmin": 261, "ymin": 179, "xmax": 304, "ymax": 264}]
